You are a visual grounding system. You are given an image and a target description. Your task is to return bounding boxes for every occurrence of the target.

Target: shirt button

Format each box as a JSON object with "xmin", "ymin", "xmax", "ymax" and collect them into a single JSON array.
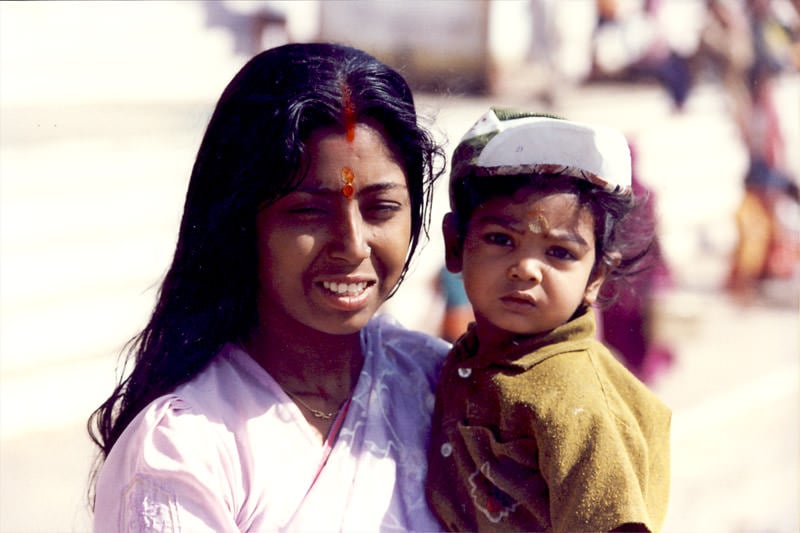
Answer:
[
  {"xmin": 457, "ymin": 367, "xmax": 472, "ymax": 378},
  {"xmin": 440, "ymin": 442, "xmax": 453, "ymax": 457}
]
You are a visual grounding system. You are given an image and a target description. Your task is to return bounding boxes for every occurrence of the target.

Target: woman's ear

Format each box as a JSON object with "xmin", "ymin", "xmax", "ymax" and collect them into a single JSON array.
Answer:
[
  {"xmin": 584, "ymin": 252, "xmax": 620, "ymax": 305},
  {"xmin": 442, "ymin": 212, "xmax": 464, "ymax": 273}
]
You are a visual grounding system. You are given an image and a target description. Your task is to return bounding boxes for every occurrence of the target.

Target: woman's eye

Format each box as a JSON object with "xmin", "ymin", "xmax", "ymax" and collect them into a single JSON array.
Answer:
[
  {"xmin": 483, "ymin": 233, "xmax": 513, "ymax": 247},
  {"xmin": 363, "ymin": 200, "xmax": 403, "ymax": 220},
  {"xmin": 288, "ymin": 204, "xmax": 326, "ymax": 216}
]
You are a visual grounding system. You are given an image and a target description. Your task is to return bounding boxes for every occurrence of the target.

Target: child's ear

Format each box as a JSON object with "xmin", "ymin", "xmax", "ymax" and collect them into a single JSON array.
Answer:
[
  {"xmin": 584, "ymin": 252, "xmax": 620, "ymax": 305},
  {"xmin": 442, "ymin": 212, "xmax": 464, "ymax": 273}
]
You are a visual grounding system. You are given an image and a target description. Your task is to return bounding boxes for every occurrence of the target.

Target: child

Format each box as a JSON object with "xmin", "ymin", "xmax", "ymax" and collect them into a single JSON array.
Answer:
[{"xmin": 425, "ymin": 108, "xmax": 671, "ymax": 532}]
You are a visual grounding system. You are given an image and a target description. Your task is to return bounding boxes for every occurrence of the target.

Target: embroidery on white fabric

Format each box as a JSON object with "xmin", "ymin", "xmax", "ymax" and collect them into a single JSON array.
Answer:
[
  {"xmin": 120, "ymin": 475, "xmax": 181, "ymax": 533},
  {"xmin": 468, "ymin": 462, "xmax": 520, "ymax": 524}
]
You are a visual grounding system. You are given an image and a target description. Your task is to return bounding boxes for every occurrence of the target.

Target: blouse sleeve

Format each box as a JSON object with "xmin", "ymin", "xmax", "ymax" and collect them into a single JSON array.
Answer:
[{"xmin": 93, "ymin": 396, "xmax": 241, "ymax": 533}]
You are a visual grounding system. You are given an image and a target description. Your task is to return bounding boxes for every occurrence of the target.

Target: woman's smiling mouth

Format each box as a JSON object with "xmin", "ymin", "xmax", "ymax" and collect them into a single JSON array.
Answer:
[
  {"xmin": 317, "ymin": 279, "xmax": 377, "ymax": 312},
  {"xmin": 322, "ymin": 280, "xmax": 372, "ymax": 296}
]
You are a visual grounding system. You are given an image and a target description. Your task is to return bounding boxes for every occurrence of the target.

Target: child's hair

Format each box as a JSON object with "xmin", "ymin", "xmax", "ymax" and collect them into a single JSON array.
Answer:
[
  {"xmin": 88, "ymin": 43, "xmax": 445, "ymax": 466},
  {"xmin": 447, "ymin": 108, "xmax": 655, "ymax": 300}
]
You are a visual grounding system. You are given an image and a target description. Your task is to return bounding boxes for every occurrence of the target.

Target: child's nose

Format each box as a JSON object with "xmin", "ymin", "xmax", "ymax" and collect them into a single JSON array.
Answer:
[{"xmin": 508, "ymin": 256, "xmax": 543, "ymax": 283}]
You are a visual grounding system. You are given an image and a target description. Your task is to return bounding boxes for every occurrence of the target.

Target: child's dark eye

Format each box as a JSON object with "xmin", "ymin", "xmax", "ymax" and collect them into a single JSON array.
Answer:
[
  {"xmin": 483, "ymin": 232, "xmax": 513, "ymax": 247},
  {"xmin": 547, "ymin": 246, "xmax": 577, "ymax": 260}
]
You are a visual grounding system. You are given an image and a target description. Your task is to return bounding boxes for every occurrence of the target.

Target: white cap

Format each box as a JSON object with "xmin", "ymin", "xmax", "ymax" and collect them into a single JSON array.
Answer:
[{"xmin": 450, "ymin": 108, "xmax": 632, "ymax": 199}]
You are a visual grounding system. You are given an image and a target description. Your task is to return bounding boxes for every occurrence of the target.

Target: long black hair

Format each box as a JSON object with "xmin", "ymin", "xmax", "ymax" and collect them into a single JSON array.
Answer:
[{"xmin": 88, "ymin": 43, "xmax": 444, "ymax": 470}]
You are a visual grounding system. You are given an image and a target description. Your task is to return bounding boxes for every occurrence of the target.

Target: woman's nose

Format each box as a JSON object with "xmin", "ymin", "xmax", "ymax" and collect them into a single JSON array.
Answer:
[
  {"xmin": 508, "ymin": 256, "xmax": 543, "ymax": 282},
  {"xmin": 328, "ymin": 204, "xmax": 371, "ymax": 262}
]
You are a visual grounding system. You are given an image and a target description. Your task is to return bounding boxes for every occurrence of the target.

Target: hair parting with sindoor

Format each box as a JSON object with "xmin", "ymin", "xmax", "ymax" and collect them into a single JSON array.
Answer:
[{"xmin": 87, "ymin": 43, "xmax": 445, "ymax": 502}]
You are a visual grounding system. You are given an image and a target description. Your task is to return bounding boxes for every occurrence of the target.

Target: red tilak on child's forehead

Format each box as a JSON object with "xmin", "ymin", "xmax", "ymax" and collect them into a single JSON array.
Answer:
[{"xmin": 341, "ymin": 84, "xmax": 357, "ymax": 199}]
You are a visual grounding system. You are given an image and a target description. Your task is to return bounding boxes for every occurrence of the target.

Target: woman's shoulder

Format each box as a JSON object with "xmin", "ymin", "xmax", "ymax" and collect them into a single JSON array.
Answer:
[
  {"xmin": 94, "ymin": 392, "xmax": 234, "ymax": 503},
  {"xmin": 367, "ymin": 313, "xmax": 449, "ymax": 358},
  {"xmin": 110, "ymin": 392, "xmax": 225, "ymax": 462},
  {"xmin": 93, "ymin": 391, "xmax": 242, "ymax": 531},
  {"xmin": 103, "ymin": 350, "xmax": 252, "ymax": 467},
  {"xmin": 93, "ymin": 347, "xmax": 273, "ymax": 521},
  {"xmin": 106, "ymin": 344, "xmax": 278, "ymax": 459},
  {"xmin": 368, "ymin": 313, "xmax": 449, "ymax": 346},
  {"xmin": 364, "ymin": 314, "xmax": 449, "ymax": 385}
]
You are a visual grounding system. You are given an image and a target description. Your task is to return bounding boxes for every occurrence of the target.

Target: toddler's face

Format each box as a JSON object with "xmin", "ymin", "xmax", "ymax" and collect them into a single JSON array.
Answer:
[{"xmin": 451, "ymin": 186, "xmax": 605, "ymax": 343}]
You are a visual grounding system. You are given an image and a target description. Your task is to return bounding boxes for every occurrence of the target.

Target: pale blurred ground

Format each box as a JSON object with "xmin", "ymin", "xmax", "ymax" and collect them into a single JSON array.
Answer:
[{"xmin": 1, "ymin": 1, "xmax": 798, "ymax": 532}]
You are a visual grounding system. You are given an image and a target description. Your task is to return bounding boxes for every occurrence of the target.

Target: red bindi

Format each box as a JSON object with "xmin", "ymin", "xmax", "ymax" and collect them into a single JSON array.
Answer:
[
  {"xmin": 341, "ymin": 166, "xmax": 355, "ymax": 200},
  {"xmin": 341, "ymin": 84, "xmax": 357, "ymax": 198}
]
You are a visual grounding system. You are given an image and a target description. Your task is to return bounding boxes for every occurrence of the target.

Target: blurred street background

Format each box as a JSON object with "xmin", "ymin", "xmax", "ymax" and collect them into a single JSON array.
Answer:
[{"xmin": 1, "ymin": 1, "xmax": 798, "ymax": 531}]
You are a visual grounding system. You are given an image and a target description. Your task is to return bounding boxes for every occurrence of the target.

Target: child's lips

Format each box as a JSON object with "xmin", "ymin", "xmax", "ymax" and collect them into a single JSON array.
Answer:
[{"xmin": 500, "ymin": 291, "xmax": 537, "ymax": 310}]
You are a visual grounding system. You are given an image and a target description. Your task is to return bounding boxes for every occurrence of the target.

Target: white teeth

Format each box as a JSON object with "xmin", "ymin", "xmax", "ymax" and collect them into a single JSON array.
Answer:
[{"xmin": 322, "ymin": 281, "xmax": 368, "ymax": 295}]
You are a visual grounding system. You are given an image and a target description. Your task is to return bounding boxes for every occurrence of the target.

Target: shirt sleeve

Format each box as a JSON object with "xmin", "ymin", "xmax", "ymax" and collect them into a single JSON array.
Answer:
[
  {"xmin": 93, "ymin": 396, "xmax": 241, "ymax": 533},
  {"xmin": 532, "ymin": 360, "xmax": 658, "ymax": 531}
]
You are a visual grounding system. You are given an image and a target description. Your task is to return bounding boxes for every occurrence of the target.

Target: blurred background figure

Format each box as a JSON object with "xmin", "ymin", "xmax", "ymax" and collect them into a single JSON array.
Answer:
[
  {"xmin": 746, "ymin": 0, "xmax": 800, "ymax": 72},
  {"xmin": 599, "ymin": 141, "xmax": 675, "ymax": 385},
  {"xmin": 203, "ymin": 1, "xmax": 290, "ymax": 56},
  {"xmin": 726, "ymin": 60, "xmax": 800, "ymax": 299},
  {"xmin": 726, "ymin": 169, "xmax": 800, "ymax": 301},
  {"xmin": 724, "ymin": 0, "xmax": 800, "ymax": 300},
  {"xmin": 696, "ymin": 0, "xmax": 799, "ymax": 112},
  {"xmin": 527, "ymin": 0, "xmax": 562, "ymax": 105},
  {"xmin": 696, "ymin": 0, "xmax": 754, "ymax": 115},
  {"xmin": 435, "ymin": 267, "xmax": 474, "ymax": 343},
  {"xmin": 591, "ymin": 0, "xmax": 693, "ymax": 110}
]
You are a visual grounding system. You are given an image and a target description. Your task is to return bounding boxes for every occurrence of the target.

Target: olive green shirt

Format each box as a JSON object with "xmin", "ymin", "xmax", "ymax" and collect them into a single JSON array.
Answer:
[{"xmin": 426, "ymin": 307, "xmax": 671, "ymax": 532}]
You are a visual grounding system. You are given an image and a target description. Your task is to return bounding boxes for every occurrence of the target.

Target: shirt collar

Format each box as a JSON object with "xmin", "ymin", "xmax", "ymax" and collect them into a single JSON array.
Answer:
[{"xmin": 451, "ymin": 307, "xmax": 597, "ymax": 371}]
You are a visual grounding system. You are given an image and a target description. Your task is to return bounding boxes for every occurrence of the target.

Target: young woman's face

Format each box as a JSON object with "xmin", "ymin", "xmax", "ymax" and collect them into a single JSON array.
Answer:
[
  {"xmin": 448, "ymin": 187, "xmax": 605, "ymax": 342},
  {"xmin": 254, "ymin": 122, "xmax": 411, "ymax": 336}
]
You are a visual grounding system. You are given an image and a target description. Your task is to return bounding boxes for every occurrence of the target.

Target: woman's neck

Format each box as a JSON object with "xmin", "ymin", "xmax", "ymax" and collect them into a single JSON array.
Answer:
[
  {"xmin": 245, "ymin": 320, "xmax": 364, "ymax": 400},
  {"xmin": 245, "ymin": 320, "xmax": 364, "ymax": 441}
]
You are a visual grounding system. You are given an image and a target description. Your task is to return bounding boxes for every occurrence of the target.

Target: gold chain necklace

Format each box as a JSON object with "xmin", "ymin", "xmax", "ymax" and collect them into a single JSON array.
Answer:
[{"xmin": 284, "ymin": 389, "xmax": 340, "ymax": 420}]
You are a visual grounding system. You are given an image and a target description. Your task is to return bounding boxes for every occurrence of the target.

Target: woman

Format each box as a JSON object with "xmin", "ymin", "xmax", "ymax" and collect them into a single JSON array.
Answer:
[{"xmin": 88, "ymin": 42, "xmax": 448, "ymax": 531}]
